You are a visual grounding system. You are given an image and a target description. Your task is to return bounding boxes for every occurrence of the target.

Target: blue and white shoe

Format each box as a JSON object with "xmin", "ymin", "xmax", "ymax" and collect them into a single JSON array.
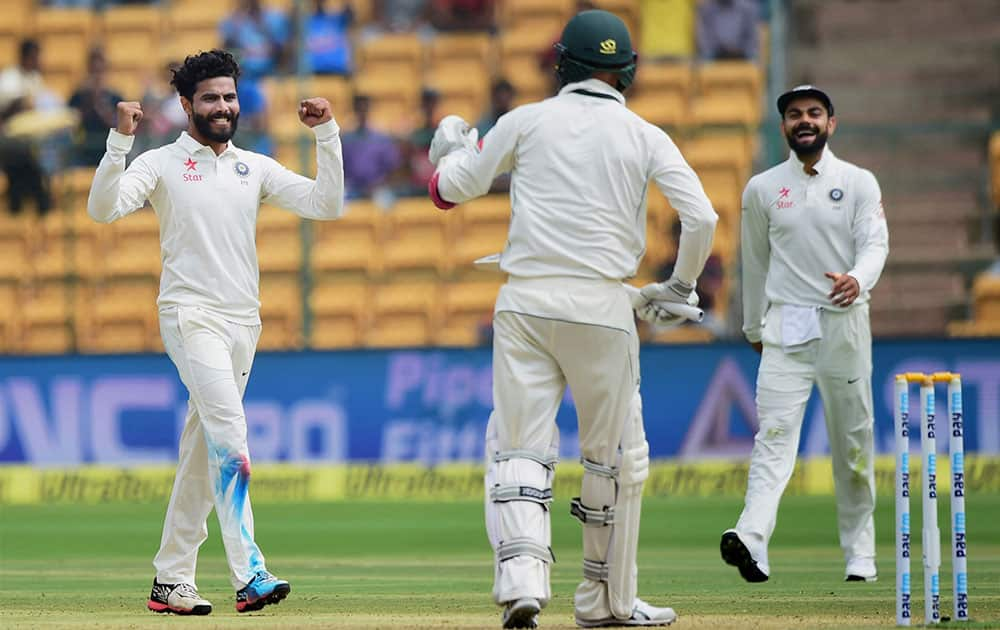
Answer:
[{"xmin": 235, "ymin": 570, "xmax": 290, "ymax": 612}]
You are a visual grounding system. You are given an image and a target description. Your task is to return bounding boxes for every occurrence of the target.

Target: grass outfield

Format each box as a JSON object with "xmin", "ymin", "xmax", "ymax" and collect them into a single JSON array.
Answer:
[{"xmin": 1, "ymin": 495, "xmax": 998, "ymax": 629}]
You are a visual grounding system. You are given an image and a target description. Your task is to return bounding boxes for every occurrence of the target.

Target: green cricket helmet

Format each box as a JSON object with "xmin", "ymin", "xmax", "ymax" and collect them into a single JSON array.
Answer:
[{"xmin": 553, "ymin": 9, "xmax": 638, "ymax": 91}]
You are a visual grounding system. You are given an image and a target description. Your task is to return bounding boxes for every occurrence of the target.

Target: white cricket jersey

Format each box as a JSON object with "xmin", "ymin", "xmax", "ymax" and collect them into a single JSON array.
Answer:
[
  {"xmin": 436, "ymin": 78, "xmax": 717, "ymax": 284},
  {"xmin": 741, "ymin": 148, "xmax": 889, "ymax": 342},
  {"xmin": 88, "ymin": 120, "xmax": 344, "ymax": 325}
]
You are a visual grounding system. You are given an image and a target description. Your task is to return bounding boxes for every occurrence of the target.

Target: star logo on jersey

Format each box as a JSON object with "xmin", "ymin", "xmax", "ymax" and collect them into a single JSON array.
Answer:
[
  {"xmin": 184, "ymin": 158, "xmax": 197, "ymax": 171},
  {"xmin": 777, "ymin": 186, "xmax": 794, "ymax": 209},
  {"xmin": 779, "ymin": 187, "xmax": 790, "ymax": 198}
]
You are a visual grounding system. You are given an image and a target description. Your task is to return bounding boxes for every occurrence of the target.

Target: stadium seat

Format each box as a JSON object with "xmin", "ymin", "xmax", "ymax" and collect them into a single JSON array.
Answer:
[
  {"xmin": 31, "ymin": 214, "xmax": 74, "ymax": 281},
  {"xmin": 503, "ymin": 0, "xmax": 573, "ymax": 33},
  {"xmin": 0, "ymin": 2, "xmax": 32, "ymax": 68},
  {"xmin": 627, "ymin": 63, "xmax": 692, "ymax": 128},
  {"xmin": 427, "ymin": 33, "xmax": 495, "ymax": 75},
  {"xmin": 102, "ymin": 5, "xmax": 163, "ymax": 72},
  {"xmin": 257, "ymin": 205, "xmax": 302, "ymax": 275},
  {"xmin": 258, "ymin": 273, "xmax": 303, "ymax": 350},
  {"xmin": 352, "ymin": 71, "xmax": 420, "ymax": 134},
  {"xmin": 104, "ymin": 209, "xmax": 162, "ymax": 278},
  {"xmin": 35, "ymin": 8, "xmax": 95, "ymax": 76},
  {"xmin": 500, "ymin": 28, "xmax": 556, "ymax": 104},
  {"xmin": 163, "ymin": 3, "xmax": 225, "ymax": 64},
  {"xmin": 452, "ymin": 195, "xmax": 511, "ymax": 275},
  {"xmin": 435, "ymin": 280, "xmax": 501, "ymax": 346},
  {"xmin": 0, "ymin": 226, "xmax": 31, "ymax": 283},
  {"xmin": 357, "ymin": 33, "xmax": 424, "ymax": 80},
  {"xmin": 691, "ymin": 61, "xmax": 763, "ymax": 126},
  {"xmin": 0, "ymin": 282, "xmax": 18, "ymax": 352},
  {"xmin": 20, "ymin": 280, "xmax": 73, "ymax": 354},
  {"xmin": 381, "ymin": 198, "xmax": 452, "ymax": 274},
  {"xmin": 71, "ymin": 209, "xmax": 108, "ymax": 280},
  {"xmin": 309, "ymin": 280, "xmax": 369, "ymax": 349},
  {"xmin": 990, "ymin": 131, "xmax": 1000, "ymax": 209},
  {"xmin": 366, "ymin": 280, "xmax": 440, "ymax": 348},
  {"xmin": 311, "ymin": 200, "xmax": 382, "ymax": 276},
  {"xmin": 425, "ymin": 70, "xmax": 489, "ymax": 127},
  {"xmin": 76, "ymin": 278, "xmax": 159, "ymax": 353}
]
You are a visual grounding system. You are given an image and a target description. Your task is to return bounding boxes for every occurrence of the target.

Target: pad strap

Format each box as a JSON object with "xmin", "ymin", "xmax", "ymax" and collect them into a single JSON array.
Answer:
[
  {"xmin": 494, "ymin": 449, "xmax": 559, "ymax": 468},
  {"xmin": 497, "ymin": 537, "xmax": 555, "ymax": 564},
  {"xmin": 583, "ymin": 558, "xmax": 609, "ymax": 582},
  {"xmin": 490, "ymin": 483, "xmax": 554, "ymax": 506},
  {"xmin": 582, "ymin": 457, "xmax": 618, "ymax": 479},
  {"xmin": 570, "ymin": 497, "xmax": 615, "ymax": 526}
]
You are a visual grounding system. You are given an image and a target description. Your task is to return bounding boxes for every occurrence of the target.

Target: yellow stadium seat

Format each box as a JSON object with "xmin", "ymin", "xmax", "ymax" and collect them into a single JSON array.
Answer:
[
  {"xmin": 0, "ymin": 282, "xmax": 19, "ymax": 352},
  {"xmin": 366, "ymin": 280, "xmax": 440, "ymax": 348},
  {"xmin": 258, "ymin": 273, "xmax": 303, "ymax": 350},
  {"xmin": 381, "ymin": 198, "xmax": 452, "ymax": 274},
  {"xmin": 427, "ymin": 33, "xmax": 495, "ymax": 74},
  {"xmin": 352, "ymin": 71, "xmax": 420, "ymax": 134},
  {"xmin": 309, "ymin": 280, "xmax": 369, "ymax": 349},
  {"xmin": 71, "ymin": 210, "xmax": 109, "ymax": 280},
  {"xmin": 257, "ymin": 205, "xmax": 302, "ymax": 275},
  {"xmin": 692, "ymin": 61, "xmax": 763, "ymax": 126},
  {"xmin": 972, "ymin": 275, "xmax": 1000, "ymax": 323},
  {"xmin": 311, "ymin": 75, "xmax": 353, "ymax": 118},
  {"xmin": 425, "ymin": 71, "xmax": 489, "ymax": 126},
  {"xmin": 76, "ymin": 278, "xmax": 159, "ymax": 353},
  {"xmin": 357, "ymin": 33, "xmax": 424, "ymax": 78},
  {"xmin": 503, "ymin": 0, "xmax": 573, "ymax": 30},
  {"xmin": 627, "ymin": 63, "xmax": 691, "ymax": 128},
  {"xmin": 105, "ymin": 209, "xmax": 162, "ymax": 278},
  {"xmin": 311, "ymin": 200, "xmax": 383, "ymax": 276},
  {"xmin": 20, "ymin": 280, "xmax": 73, "ymax": 354},
  {"xmin": 592, "ymin": 0, "xmax": 639, "ymax": 38},
  {"xmin": 0, "ymin": 231, "xmax": 31, "ymax": 283},
  {"xmin": 35, "ymin": 8, "xmax": 96, "ymax": 76},
  {"xmin": 435, "ymin": 280, "xmax": 501, "ymax": 346},
  {"xmin": 500, "ymin": 28, "xmax": 556, "ymax": 104},
  {"xmin": 990, "ymin": 132, "xmax": 1000, "ymax": 208},
  {"xmin": 102, "ymin": 5, "xmax": 163, "ymax": 72}
]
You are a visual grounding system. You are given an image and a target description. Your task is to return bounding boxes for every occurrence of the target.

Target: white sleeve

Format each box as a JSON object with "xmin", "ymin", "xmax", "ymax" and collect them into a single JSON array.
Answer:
[
  {"xmin": 740, "ymin": 179, "xmax": 770, "ymax": 343},
  {"xmin": 648, "ymin": 127, "xmax": 718, "ymax": 284},
  {"xmin": 847, "ymin": 169, "xmax": 889, "ymax": 293},
  {"xmin": 87, "ymin": 130, "xmax": 157, "ymax": 224},
  {"xmin": 260, "ymin": 119, "xmax": 345, "ymax": 220},
  {"xmin": 434, "ymin": 110, "xmax": 518, "ymax": 205}
]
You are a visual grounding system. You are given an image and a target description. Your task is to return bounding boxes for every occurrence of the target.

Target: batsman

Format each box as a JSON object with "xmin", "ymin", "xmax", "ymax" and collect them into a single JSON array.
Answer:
[{"xmin": 428, "ymin": 10, "xmax": 717, "ymax": 628}]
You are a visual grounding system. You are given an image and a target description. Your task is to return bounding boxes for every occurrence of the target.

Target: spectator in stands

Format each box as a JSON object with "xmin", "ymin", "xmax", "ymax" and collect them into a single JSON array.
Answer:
[
  {"xmin": 640, "ymin": 0, "xmax": 697, "ymax": 61},
  {"xmin": 0, "ymin": 39, "xmax": 56, "ymax": 215},
  {"xmin": 363, "ymin": 0, "xmax": 434, "ymax": 40},
  {"xmin": 475, "ymin": 78, "xmax": 514, "ymax": 136},
  {"xmin": 69, "ymin": 48, "xmax": 123, "ymax": 166},
  {"xmin": 304, "ymin": 0, "xmax": 354, "ymax": 76},
  {"xmin": 656, "ymin": 217, "xmax": 725, "ymax": 335},
  {"xmin": 403, "ymin": 87, "xmax": 440, "ymax": 196},
  {"xmin": 430, "ymin": 0, "xmax": 497, "ymax": 33},
  {"xmin": 232, "ymin": 77, "xmax": 273, "ymax": 156},
  {"xmin": 341, "ymin": 94, "xmax": 402, "ymax": 201},
  {"xmin": 221, "ymin": 0, "xmax": 291, "ymax": 78},
  {"xmin": 697, "ymin": 0, "xmax": 759, "ymax": 61}
]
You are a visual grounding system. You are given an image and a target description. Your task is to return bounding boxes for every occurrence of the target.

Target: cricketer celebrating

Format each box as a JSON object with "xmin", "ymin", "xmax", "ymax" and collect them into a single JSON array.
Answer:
[
  {"xmin": 721, "ymin": 85, "xmax": 889, "ymax": 584},
  {"xmin": 428, "ymin": 10, "xmax": 717, "ymax": 628},
  {"xmin": 87, "ymin": 50, "xmax": 345, "ymax": 615}
]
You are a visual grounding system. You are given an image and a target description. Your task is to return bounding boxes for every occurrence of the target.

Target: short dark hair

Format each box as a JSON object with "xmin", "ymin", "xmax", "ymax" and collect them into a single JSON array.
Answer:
[
  {"xmin": 19, "ymin": 38, "xmax": 39, "ymax": 61},
  {"xmin": 170, "ymin": 49, "xmax": 241, "ymax": 101}
]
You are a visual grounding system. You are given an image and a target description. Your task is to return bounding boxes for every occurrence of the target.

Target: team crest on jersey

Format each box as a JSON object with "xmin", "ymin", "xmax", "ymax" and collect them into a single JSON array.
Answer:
[
  {"xmin": 234, "ymin": 161, "xmax": 251, "ymax": 178},
  {"xmin": 599, "ymin": 39, "xmax": 617, "ymax": 54},
  {"xmin": 829, "ymin": 188, "xmax": 844, "ymax": 201}
]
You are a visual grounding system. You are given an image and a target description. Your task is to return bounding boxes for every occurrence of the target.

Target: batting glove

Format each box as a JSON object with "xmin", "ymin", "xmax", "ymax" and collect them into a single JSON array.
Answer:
[
  {"xmin": 429, "ymin": 115, "xmax": 478, "ymax": 167},
  {"xmin": 627, "ymin": 277, "xmax": 701, "ymax": 328}
]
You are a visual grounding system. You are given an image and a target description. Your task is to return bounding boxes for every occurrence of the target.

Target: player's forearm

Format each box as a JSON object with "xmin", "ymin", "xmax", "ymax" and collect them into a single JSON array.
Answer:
[
  {"xmin": 849, "ymin": 240, "xmax": 889, "ymax": 294},
  {"xmin": 87, "ymin": 129, "xmax": 136, "ymax": 223},
  {"xmin": 304, "ymin": 120, "xmax": 346, "ymax": 220},
  {"xmin": 670, "ymin": 210, "xmax": 718, "ymax": 284},
  {"xmin": 741, "ymin": 270, "xmax": 767, "ymax": 343},
  {"xmin": 434, "ymin": 148, "xmax": 494, "ymax": 206}
]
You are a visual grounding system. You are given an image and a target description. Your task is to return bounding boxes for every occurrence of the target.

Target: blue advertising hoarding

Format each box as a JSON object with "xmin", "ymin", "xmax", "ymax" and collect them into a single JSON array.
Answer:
[{"xmin": 0, "ymin": 339, "xmax": 997, "ymax": 466}]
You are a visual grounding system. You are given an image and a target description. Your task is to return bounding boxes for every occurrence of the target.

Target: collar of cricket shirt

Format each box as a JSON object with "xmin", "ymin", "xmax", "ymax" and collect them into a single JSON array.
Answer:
[
  {"xmin": 176, "ymin": 131, "xmax": 237, "ymax": 158},
  {"xmin": 558, "ymin": 78, "xmax": 625, "ymax": 105},
  {"xmin": 789, "ymin": 146, "xmax": 836, "ymax": 177}
]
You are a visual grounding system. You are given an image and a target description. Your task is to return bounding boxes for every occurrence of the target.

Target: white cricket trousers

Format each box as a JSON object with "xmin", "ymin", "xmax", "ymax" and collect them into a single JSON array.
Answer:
[
  {"xmin": 486, "ymin": 276, "xmax": 640, "ymax": 606},
  {"xmin": 736, "ymin": 303, "xmax": 876, "ymax": 574},
  {"xmin": 153, "ymin": 306, "xmax": 267, "ymax": 590}
]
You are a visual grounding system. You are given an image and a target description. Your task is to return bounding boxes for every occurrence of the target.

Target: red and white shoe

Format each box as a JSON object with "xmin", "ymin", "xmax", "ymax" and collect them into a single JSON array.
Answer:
[{"xmin": 147, "ymin": 579, "xmax": 212, "ymax": 615}]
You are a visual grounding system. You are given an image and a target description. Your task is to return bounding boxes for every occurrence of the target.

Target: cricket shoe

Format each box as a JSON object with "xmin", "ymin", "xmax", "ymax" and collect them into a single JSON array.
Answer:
[
  {"xmin": 575, "ymin": 598, "xmax": 677, "ymax": 627},
  {"xmin": 235, "ymin": 570, "xmax": 291, "ymax": 612},
  {"xmin": 147, "ymin": 579, "xmax": 212, "ymax": 615},
  {"xmin": 502, "ymin": 597, "xmax": 540, "ymax": 629},
  {"xmin": 845, "ymin": 557, "xmax": 878, "ymax": 582},
  {"xmin": 720, "ymin": 529, "xmax": 769, "ymax": 583}
]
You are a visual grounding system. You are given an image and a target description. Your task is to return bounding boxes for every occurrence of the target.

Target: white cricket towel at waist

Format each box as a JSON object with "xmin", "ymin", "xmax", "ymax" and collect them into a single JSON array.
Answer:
[{"xmin": 780, "ymin": 304, "xmax": 822, "ymax": 352}]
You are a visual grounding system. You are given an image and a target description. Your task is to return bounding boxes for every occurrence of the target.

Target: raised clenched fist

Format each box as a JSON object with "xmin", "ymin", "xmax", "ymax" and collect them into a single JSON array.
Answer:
[
  {"xmin": 298, "ymin": 97, "xmax": 333, "ymax": 128},
  {"xmin": 116, "ymin": 101, "xmax": 143, "ymax": 135}
]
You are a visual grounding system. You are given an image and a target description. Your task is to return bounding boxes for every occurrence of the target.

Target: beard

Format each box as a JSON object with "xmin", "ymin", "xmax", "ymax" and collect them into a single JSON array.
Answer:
[
  {"xmin": 192, "ymin": 110, "xmax": 239, "ymax": 143},
  {"xmin": 785, "ymin": 123, "xmax": 829, "ymax": 156}
]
